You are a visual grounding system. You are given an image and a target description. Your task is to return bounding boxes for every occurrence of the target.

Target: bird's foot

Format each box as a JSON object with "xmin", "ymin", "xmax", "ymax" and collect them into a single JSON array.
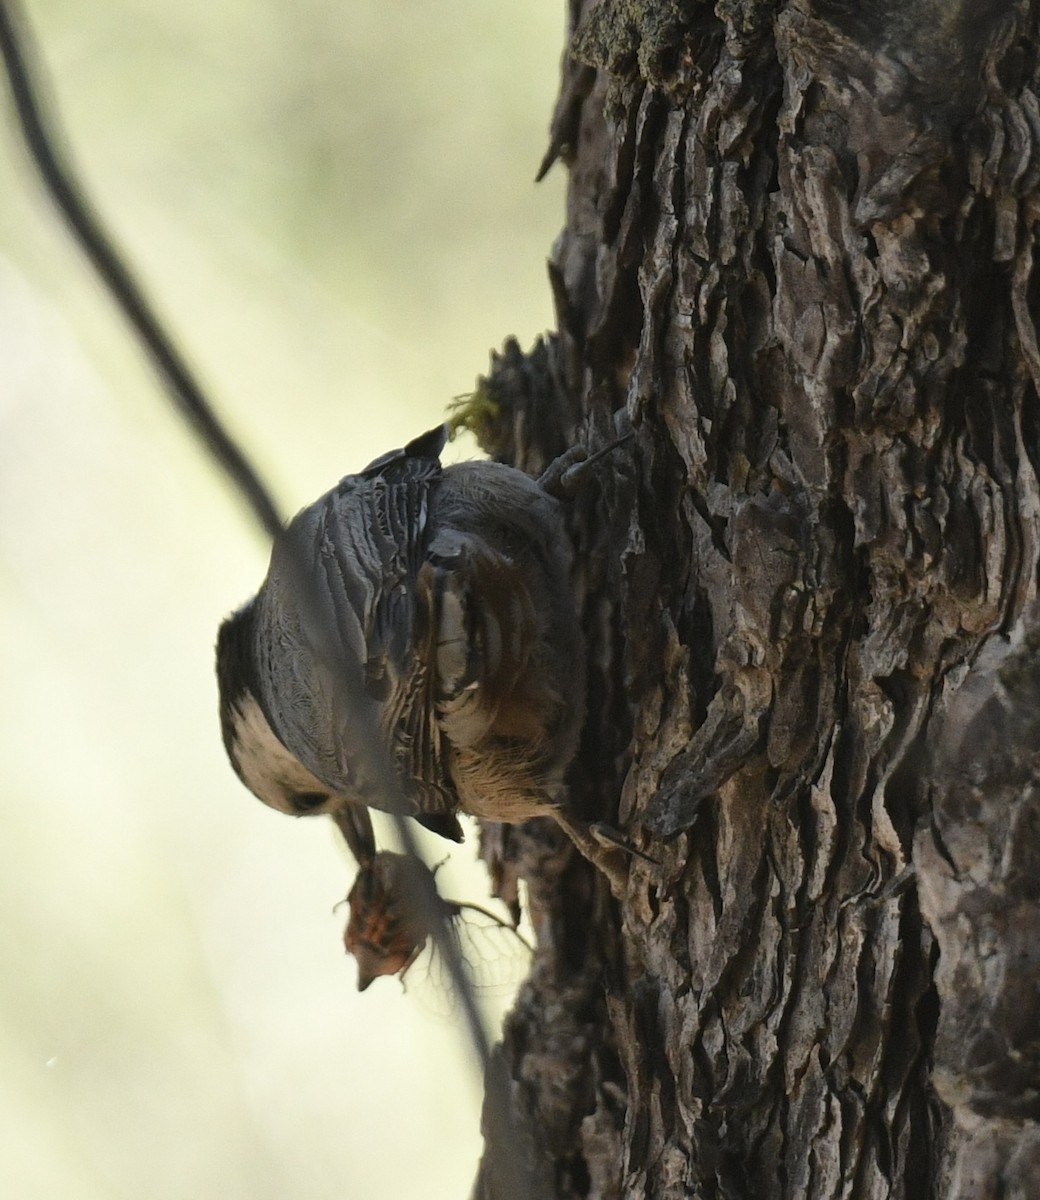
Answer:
[
  {"xmin": 551, "ymin": 811, "xmax": 656, "ymax": 899},
  {"xmin": 537, "ymin": 432, "xmax": 634, "ymax": 499}
]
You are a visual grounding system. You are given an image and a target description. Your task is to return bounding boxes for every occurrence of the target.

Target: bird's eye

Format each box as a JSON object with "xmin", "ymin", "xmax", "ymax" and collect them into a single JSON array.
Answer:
[{"xmin": 292, "ymin": 791, "xmax": 329, "ymax": 814}]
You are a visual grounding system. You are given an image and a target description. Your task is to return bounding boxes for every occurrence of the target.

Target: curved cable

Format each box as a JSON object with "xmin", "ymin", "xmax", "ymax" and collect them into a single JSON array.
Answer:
[
  {"xmin": 0, "ymin": 0, "xmax": 283, "ymax": 539},
  {"xmin": 0, "ymin": 0, "xmax": 500, "ymax": 1090}
]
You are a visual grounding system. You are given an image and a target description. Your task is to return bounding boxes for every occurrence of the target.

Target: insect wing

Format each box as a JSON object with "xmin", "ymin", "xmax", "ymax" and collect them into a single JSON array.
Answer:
[{"xmin": 407, "ymin": 902, "xmax": 532, "ymax": 1018}]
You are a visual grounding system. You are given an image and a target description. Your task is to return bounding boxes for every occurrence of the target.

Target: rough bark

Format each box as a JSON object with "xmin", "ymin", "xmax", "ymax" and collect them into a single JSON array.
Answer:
[{"xmin": 473, "ymin": 2, "xmax": 1040, "ymax": 1198}]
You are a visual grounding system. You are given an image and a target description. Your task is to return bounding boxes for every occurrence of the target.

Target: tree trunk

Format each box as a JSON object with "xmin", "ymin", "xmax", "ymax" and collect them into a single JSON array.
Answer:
[{"xmin": 472, "ymin": 2, "xmax": 1040, "ymax": 1197}]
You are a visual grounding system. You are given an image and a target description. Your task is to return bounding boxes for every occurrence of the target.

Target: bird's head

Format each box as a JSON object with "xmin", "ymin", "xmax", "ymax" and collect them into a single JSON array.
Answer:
[{"xmin": 216, "ymin": 601, "xmax": 340, "ymax": 818}]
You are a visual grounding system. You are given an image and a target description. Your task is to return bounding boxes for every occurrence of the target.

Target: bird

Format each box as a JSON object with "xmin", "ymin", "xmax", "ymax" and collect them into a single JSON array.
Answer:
[{"xmin": 216, "ymin": 424, "xmax": 632, "ymax": 891}]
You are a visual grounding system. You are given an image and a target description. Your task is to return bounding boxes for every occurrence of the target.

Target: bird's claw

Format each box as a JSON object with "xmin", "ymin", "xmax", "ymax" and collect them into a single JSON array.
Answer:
[
  {"xmin": 589, "ymin": 821, "xmax": 659, "ymax": 865},
  {"xmin": 538, "ymin": 432, "xmax": 635, "ymax": 498},
  {"xmin": 551, "ymin": 812, "xmax": 655, "ymax": 899}
]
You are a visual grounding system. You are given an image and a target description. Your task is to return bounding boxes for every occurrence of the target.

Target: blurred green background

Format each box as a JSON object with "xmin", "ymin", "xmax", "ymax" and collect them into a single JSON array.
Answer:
[{"xmin": 0, "ymin": 2, "xmax": 565, "ymax": 1196}]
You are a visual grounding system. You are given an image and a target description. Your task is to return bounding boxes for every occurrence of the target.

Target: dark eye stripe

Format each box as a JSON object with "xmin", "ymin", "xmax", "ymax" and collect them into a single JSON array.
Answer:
[{"xmin": 292, "ymin": 791, "xmax": 328, "ymax": 813}]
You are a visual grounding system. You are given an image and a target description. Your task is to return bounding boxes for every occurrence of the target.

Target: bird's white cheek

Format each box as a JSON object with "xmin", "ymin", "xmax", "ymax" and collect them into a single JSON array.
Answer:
[{"xmin": 231, "ymin": 694, "xmax": 328, "ymax": 813}]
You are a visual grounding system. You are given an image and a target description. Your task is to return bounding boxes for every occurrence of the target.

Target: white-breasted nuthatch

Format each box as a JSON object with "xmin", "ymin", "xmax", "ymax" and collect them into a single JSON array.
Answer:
[{"xmin": 216, "ymin": 425, "xmax": 631, "ymax": 888}]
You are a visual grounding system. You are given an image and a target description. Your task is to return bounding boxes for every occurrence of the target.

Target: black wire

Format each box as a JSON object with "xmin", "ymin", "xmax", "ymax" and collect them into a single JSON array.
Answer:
[
  {"xmin": 0, "ymin": 0, "xmax": 500, "ymax": 1085},
  {"xmin": 0, "ymin": 0, "xmax": 501, "ymax": 1070},
  {"xmin": 0, "ymin": 0, "xmax": 283, "ymax": 540}
]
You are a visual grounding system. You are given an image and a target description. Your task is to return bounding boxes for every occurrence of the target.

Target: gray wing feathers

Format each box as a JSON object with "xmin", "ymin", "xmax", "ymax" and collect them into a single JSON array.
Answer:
[{"xmin": 311, "ymin": 471, "xmax": 456, "ymax": 817}]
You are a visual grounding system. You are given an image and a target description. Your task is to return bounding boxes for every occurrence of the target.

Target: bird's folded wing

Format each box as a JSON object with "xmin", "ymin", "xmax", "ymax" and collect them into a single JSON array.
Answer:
[{"xmin": 312, "ymin": 464, "xmax": 458, "ymax": 819}]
